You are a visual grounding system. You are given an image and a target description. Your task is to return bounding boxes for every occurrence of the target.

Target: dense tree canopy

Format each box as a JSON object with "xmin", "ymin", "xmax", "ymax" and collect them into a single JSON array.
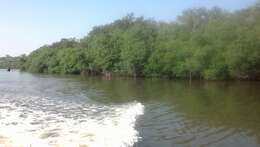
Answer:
[
  {"xmin": 20, "ymin": 3, "xmax": 260, "ymax": 80},
  {"xmin": 0, "ymin": 55, "xmax": 21, "ymax": 69}
]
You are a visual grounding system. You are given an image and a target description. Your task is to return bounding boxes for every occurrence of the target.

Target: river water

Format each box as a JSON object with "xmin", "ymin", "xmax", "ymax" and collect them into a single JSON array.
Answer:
[{"xmin": 0, "ymin": 69, "xmax": 260, "ymax": 147}]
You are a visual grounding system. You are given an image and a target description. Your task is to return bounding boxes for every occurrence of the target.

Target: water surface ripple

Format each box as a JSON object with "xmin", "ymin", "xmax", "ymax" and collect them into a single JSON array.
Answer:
[{"xmin": 1, "ymin": 70, "xmax": 260, "ymax": 147}]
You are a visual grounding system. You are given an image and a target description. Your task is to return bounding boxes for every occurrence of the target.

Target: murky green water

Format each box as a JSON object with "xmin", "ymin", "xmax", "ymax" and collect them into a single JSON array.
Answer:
[{"xmin": 0, "ymin": 70, "xmax": 260, "ymax": 147}]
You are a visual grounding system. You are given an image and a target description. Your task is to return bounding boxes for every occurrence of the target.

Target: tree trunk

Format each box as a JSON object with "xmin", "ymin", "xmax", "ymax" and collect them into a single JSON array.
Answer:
[{"xmin": 189, "ymin": 71, "xmax": 192, "ymax": 84}]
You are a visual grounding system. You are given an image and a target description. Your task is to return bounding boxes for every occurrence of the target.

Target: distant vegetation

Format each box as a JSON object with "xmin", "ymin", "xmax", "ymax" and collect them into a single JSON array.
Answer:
[
  {"xmin": 20, "ymin": 2, "xmax": 260, "ymax": 80},
  {"xmin": 0, "ymin": 55, "xmax": 21, "ymax": 69}
]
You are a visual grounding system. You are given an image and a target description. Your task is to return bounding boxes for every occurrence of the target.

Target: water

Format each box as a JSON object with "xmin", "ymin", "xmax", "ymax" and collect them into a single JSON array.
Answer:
[{"xmin": 0, "ymin": 70, "xmax": 260, "ymax": 147}]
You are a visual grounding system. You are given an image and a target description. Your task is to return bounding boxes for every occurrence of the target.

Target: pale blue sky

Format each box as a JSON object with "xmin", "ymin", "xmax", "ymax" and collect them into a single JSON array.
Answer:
[{"xmin": 0, "ymin": 0, "xmax": 256, "ymax": 57}]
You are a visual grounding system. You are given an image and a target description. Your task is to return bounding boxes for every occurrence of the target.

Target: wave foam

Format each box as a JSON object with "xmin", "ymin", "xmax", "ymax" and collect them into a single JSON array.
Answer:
[{"xmin": 0, "ymin": 96, "xmax": 144, "ymax": 147}]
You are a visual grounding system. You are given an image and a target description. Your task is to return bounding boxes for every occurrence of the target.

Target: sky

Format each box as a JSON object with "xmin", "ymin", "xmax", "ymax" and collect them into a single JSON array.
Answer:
[{"xmin": 0, "ymin": 0, "xmax": 257, "ymax": 57}]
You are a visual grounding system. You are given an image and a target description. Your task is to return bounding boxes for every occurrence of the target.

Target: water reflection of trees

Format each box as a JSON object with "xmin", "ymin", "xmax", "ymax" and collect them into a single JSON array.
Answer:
[{"xmin": 79, "ymin": 77, "xmax": 260, "ymax": 145}]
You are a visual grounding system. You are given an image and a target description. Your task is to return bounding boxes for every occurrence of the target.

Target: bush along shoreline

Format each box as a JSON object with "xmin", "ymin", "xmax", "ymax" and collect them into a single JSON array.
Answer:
[{"xmin": 20, "ymin": 2, "xmax": 260, "ymax": 80}]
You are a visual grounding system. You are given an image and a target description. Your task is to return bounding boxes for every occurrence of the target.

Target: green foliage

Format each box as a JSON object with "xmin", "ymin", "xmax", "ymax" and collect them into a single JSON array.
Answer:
[
  {"xmin": 120, "ymin": 18, "xmax": 157, "ymax": 76},
  {"xmin": 0, "ymin": 55, "xmax": 21, "ymax": 69},
  {"xmin": 20, "ymin": 3, "xmax": 260, "ymax": 80}
]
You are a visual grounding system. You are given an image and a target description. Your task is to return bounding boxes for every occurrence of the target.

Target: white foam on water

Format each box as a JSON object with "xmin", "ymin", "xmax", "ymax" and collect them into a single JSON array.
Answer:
[{"xmin": 0, "ymin": 96, "xmax": 144, "ymax": 147}]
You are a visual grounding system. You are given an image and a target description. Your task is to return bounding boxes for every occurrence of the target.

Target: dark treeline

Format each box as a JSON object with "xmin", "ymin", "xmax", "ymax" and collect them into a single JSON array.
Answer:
[{"xmin": 20, "ymin": 2, "xmax": 260, "ymax": 80}]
